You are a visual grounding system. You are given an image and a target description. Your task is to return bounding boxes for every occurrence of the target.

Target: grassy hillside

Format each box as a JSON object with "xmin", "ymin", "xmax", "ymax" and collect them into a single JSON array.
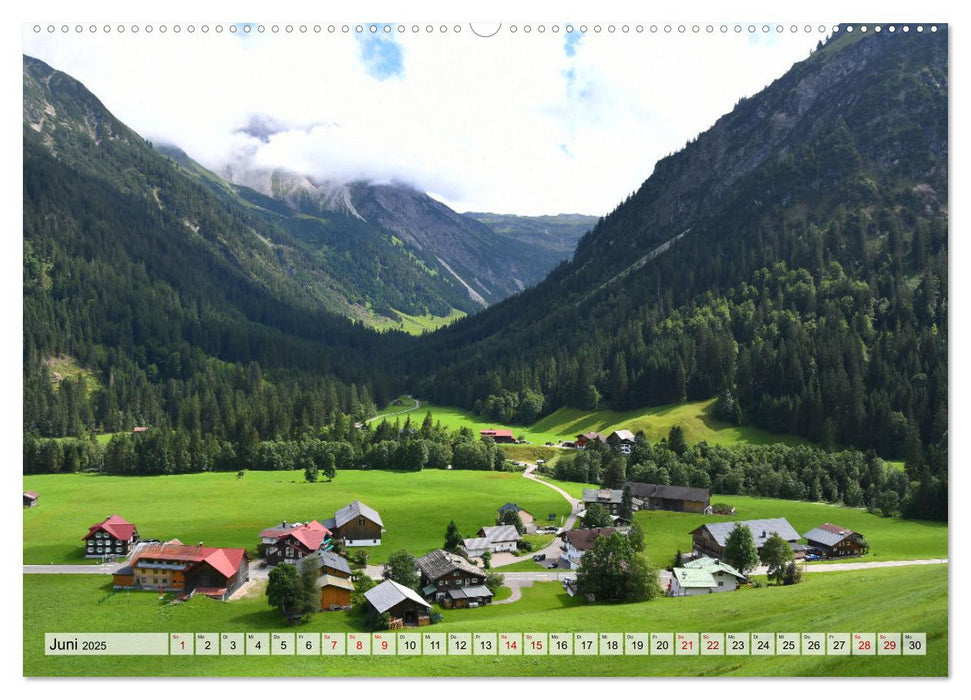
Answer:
[
  {"xmin": 23, "ymin": 565, "xmax": 946, "ymax": 676},
  {"xmin": 22, "ymin": 471, "xmax": 569, "ymax": 565},
  {"xmin": 381, "ymin": 398, "xmax": 811, "ymax": 448},
  {"xmin": 633, "ymin": 495, "xmax": 948, "ymax": 565}
]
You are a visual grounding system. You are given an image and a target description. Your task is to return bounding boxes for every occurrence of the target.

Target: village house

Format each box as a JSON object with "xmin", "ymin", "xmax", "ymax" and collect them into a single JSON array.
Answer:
[
  {"xmin": 558, "ymin": 527, "xmax": 619, "ymax": 570},
  {"xmin": 498, "ymin": 502, "xmax": 535, "ymax": 533},
  {"xmin": 82, "ymin": 514, "xmax": 139, "ymax": 559},
  {"xmin": 258, "ymin": 520, "xmax": 333, "ymax": 566},
  {"xmin": 316, "ymin": 551, "xmax": 353, "ymax": 610},
  {"xmin": 461, "ymin": 524, "xmax": 522, "ymax": 558},
  {"xmin": 575, "ymin": 432, "xmax": 607, "ymax": 449},
  {"xmin": 416, "ymin": 549, "xmax": 493, "ymax": 608},
  {"xmin": 479, "ymin": 428, "xmax": 516, "ymax": 444},
  {"xmin": 626, "ymin": 482, "xmax": 712, "ymax": 514},
  {"xmin": 23, "ymin": 490, "xmax": 39, "ymax": 508},
  {"xmin": 364, "ymin": 579, "xmax": 432, "ymax": 628},
  {"xmin": 323, "ymin": 500, "xmax": 384, "ymax": 547},
  {"xmin": 606, "ymin": 430, "xmax": 636, "ymax": 455},
  {"xmin": 803, "ymin": 523, "xmax": 869, "ymax": 558},
  {"xmin": 582, "ymin": 488, "xmax": 625, "ymax": 517},
  {"xmin": 669, "ymin": 556, "xmax": 747, "ymax": 596},
  {"xmin": 690, "ymin": 518, "xmax": 802, "ymax": 559},
  {"xmin": 112, "ymin": 539, "xmax": 249, "ymax": 601}
]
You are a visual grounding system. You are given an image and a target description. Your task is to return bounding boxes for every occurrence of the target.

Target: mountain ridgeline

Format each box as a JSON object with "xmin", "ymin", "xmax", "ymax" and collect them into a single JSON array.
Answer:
[
  {"xmin": 413, "ymin": 29, "xmax": 948, "ymax": 474},
  {"xmin": 22, "ymin": 28, "xmax": 947, "ymax": 517}
]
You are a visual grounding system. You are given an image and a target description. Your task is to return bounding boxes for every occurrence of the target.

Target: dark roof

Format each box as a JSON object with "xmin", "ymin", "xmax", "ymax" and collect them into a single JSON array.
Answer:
[
  {"xmin": 560, "ymin": 527, "xmax": 619, "ymax": 551},
  {"xmin": 608, "ymin": 430, "xmax": 636, "ymax": 443},
  {"xmin": 576, "ymin": 432, "xmax": 607, "ymax": 442},
  {"xmin": 582, "ymin": 488, "xmax": 623, "ymax": 504},
  {"xmin": 626, "ymin": 482, "xmax": 710, "ymax": 502},
  {"xmin": 478, "ymin": 525, "xmax": 521, "ymax": 542},
  {"xmin": 335, "ymin": 500, "xmax": 383, "ymax": 528},
  {"xmin": 319, "ymin": 551, "xmax": 352, "ymax": 576},
  {"xmin": 83, "ymin": 514, "xmax": 136, "ymax": 542},
  {"xmin": 498, "ymin": 502, "xmax": 522, "ymax": 514},
  {"xmin": 804, "ymin": 523, "xmax": 860, "ymax": 547},
  {"xmin": 416, "ymin": 549, "xmax": 485, "ymax": 580},
  {"xmin": 692, "ymin": 518, "xmax": 800, "ymax": 548},
  {"xmin": 114, "ymin": 565, "xmax": 134, "ymax": 576}
]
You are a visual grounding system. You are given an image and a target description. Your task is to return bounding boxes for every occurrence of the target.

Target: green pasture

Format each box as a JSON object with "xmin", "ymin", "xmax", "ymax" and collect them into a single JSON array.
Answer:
[
  {"xmin": 23, "ymin": 565, "xmax": 946, "ymax": 676},
  {"xmin": 22, "ymin": 470, "xmax": 571, "ymax": 565}
]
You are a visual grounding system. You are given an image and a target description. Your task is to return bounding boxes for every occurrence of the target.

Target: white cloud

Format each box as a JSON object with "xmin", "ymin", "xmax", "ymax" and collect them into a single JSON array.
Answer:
[{"xmin": 22, "ymin": 25, "xmax": 820, "ymax": 215}]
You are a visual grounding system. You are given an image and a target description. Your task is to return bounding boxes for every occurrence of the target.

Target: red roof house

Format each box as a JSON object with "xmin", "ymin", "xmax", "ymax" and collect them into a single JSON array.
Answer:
[
  {"xmin": 480, "ymin": 429, "xmax": 516, "ymax": 444},
  {"xmin": 82, "ymin": 514, "xmax": 139, "ymax": 558},
  {"xmin": 118, "ymin": 540, "xmax": 249, "ymax": 600},
  {"xmin": 258, "ymin": 520, "xmax": 333, "ymax": 565}
]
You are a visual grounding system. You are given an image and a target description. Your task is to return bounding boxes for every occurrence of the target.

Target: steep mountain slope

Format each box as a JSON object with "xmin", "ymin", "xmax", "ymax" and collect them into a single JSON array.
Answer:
[
  {"xmin": 23, "ymin": 54, "xmax": 403, "ymax": 436},
  {"xmin": 413, "ymin": 28, "xmax": 947, "ymax": 471},
  {"xmin": 221, "ymin": 166, "xmax": 587, "ymax": 306},
  {"xmin": 463, "ymin": 212, "xmax": 597, "ymax": 260}
]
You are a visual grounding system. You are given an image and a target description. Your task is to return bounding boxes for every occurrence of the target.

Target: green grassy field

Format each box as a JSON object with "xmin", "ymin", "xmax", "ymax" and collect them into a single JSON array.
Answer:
[
  {"xmin": 23, "ymin": 565, "xmax": 946, "ymax": 676},
  {"xmin": 381, "ymin": 397, "xmax": 812, "ymax": 449},
  {"xmin": 22, "ymin": 470, "xmax": 570, "ymax": 565},
  {"xmin": 633, "ymin": 495, "xmax": 948, "ymax": 566}
]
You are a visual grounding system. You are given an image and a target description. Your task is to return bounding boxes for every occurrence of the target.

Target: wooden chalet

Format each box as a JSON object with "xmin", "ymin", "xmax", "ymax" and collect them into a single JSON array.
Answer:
[
  {"xmin": 480, "ymin": 428, "xmax": 516, "ymax": 444},
  {"xmin": 626, "ymin": 482, "xmax": 711, "ymax": 514},
  {"xmin": 803, "ymin": 523, "xmax": 869, "ymax": 558},
  {"xmin": 83, "ymin": 514, "xmax": 139, "ymax": 559},
  {"xmin": 606, "ymin": 430, "xmax": 636, "ymax": 455},
  {"xmin": 323, "ymin": 500, "xmax": 383, "ymax": 547},
  {"xmin": 582, "ymin": 488, "xmax": 624, "ymax": 517},
  {"xmin": 319, "ymin": 550, "xmax": 353, "ymax": 578},
  {"xmin": 416, "ymin": 549, "xmax": 492, "ymax": 608},
  {"xmin": 364, "ymin": 579, "xmax": 431, "ymax": 628},
  {"xmin": 258, "ymin": 520, "xmax": 332, "ymax": 565},
  {"xmin": 575, "ymin": 432, "xmax": 607, "ymax": 449},
  {"xmin": 23, "ymin": 490, "xmax": 39, "ymax": 508},
  {"xmin": 690, "ymin": 518, "xmax": 802, "ymax": 559},
  {"xmin": 113, "ymin": 539, "xmax": 249, "ymax": 601}
]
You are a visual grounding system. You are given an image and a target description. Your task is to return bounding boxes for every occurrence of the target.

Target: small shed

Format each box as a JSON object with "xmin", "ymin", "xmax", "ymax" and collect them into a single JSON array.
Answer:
[
  {"xmin": 23, "ymin": 491, "xmax": 39, "ymax": 508},
  {"xmin": 364, "ymin": 579, "xmax": 431, "ymax": 627},
  {"xmin": 318, "ymin": 574, "xmax": 354, "ymax": 610}
]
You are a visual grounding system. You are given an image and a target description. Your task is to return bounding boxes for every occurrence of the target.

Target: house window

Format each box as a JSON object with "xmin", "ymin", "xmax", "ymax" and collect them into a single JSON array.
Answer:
[{"xmin": 358, "ymin": 517, "xmax": 365, "ymax": 527}]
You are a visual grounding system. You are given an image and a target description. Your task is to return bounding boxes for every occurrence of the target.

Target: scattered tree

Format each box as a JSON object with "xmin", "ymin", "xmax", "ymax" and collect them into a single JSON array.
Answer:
[
  {"xmin": 497, "ymin": 509, "xmax": 525, "ymax": 534},
  {"xmin": 581, "ymin": 502, "xmax": 614, "ymax": 528},
  {"xmin": 481, "ymin": 550, "xmax": 491, "ymax": 569},
  {"xmin": 668, "ymin": 426, "xmax": 687, "ymax": 456},
  {"xmin": 485, "ymin": 570, "xmax": 505, "ymax": 594},
  {"xmin": 619, "ymin": 484, "xmax": 633, "ymax": 521},
  {"xmin": 266, "ymin": 563, "xmax": 301, "ymax": 616},
  {"xmin": 444, "ymin": 520, "xmax": 464, "ymax": 553},
  {"xmin": 782, "ymin": 561, "xmax": 803, "ymax": 586},
  {"xmin": 576, "ymin": 532, "xmax": 661, "ymax": 602},
  {"xmin": 382, "ymin": 549, "xmax": 420, "ymax": 590},
  {"xmin": 628, "ymin": 521, "xmax": 646, "ymax": 553},
  {"xmin": 760, "ymin": 532, "xmax": 794, "ymax": 585},
  {"xmin": 722, "ymin": 523, "xmax": 760, "ymax": 574}
]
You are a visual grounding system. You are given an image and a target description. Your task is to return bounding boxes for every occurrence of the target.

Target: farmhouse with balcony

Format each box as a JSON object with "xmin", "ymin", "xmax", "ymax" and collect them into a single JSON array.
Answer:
[
  {"xmin": 690, "ymin": 518, "xmax": 802, "ymax": 559},
  {"xmin": 606, "ymin": 430, "xmax": 636, "ymax": 455},
  {"xmin": 258, "ymin": 520, "xmax": 333, "ymax": 565},
  {"xmin": 322, "ymin": 500, "xmax": 384, "ymax": 547},
  {"xmin": 480, "ymin": 429, "xmax": 516, "ymax": 444},
  {"xmin": 582, "ymin": 488, "xmax": 625, "ymax": 517},
  {"xmin": 112, "ymin": 539, "xmax": 249, "ymax": 601},
  {"xmin": 416, "ymin": 549, "xmax": 493, "ymax": 608},
  {"xmin": 803, "ymin": 523, "xmax": 869, "ymax": 558},
  {"xmin": 82, "ymin": 514, "xmax": 139, "ymax": 559},
  {"xmin": 575, "ymin": 432, "xmax": 607, "ymax": 449}
]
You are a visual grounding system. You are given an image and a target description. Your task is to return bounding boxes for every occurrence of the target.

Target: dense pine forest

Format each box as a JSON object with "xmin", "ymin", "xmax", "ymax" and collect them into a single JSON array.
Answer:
[{"xmin": 22, "ymin": 28, "xmax": 947, "ymax": 522}]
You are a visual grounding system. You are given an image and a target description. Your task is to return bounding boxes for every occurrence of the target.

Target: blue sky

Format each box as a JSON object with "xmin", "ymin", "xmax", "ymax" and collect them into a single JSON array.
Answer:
[{"xmin": 357, "ymin": 32, "xmax": 405, "ymax": 80}]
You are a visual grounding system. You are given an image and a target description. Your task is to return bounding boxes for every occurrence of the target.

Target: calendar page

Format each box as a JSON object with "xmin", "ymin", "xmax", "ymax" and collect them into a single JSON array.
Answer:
[{"xmin": 20, "ymin": 9, "xmax": 948, "ymax": 682}]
